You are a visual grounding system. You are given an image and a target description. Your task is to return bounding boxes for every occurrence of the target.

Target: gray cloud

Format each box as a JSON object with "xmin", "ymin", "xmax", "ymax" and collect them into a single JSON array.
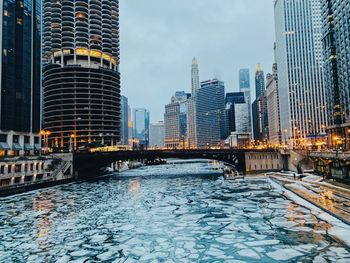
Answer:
[{"xmin": 120, "ymin": 0, "xmax": 275, "ymax": 122}]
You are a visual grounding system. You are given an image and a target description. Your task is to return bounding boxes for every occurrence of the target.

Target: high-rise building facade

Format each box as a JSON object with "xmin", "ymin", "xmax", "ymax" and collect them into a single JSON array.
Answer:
[
  {"xmin": 238, "ymin": 68, "xmax": 252, "ymax": 133},
  {"xmin": 266, "ymin": 63, "xmax": 281, "ymax": 145},
  {"xmin": 274, "ymin": 0, "xmax": 327, "ymax": 146},
  {"xmin": 0, "ymin": 0, "xmax": 41, "ymax": 134},
  {"xmin": 196, "ymin": 79, "xmax": 225, "ymax": 148},
  {"xmin": 128, "ymin": 105, "xmax": 132, "ymax": 145},
  {"xmin": 187, "ymin": 57, "xmax": 199, "ymax": 148},
  {"xmin": 164, "ymin": 93, "xmax": 187, "ymax": 149},
  {"xmin": 0, "ymin": 0, "xmax": 41, "ymax": 155},
  {"xmin": 225, "ymin": 92, "xmax": 246, "ymax": 135},
  {"xmin": 252, "ymin": 95, "xmax": 268, "ymax": 142},
  {"xmin": 191, "ymin": 57, "xmax": 200, "ymax": 98},
  {"xmin": 239, "ymin": 69, "xmax": 250, "ymax": 91},
  {"xmin": 133, "ymin": 108, "xmax": 150, "ymax": 147},
  {"xmin": 255, "ymin": 64, "xmax": 265, "ymax": 99},
  {"xmin": 186, "ymin": 98, "xmax": 197, "ymax": 148},
  {"xmin": 149, "ymin": 121, "xmax": 165, "ymax": 147},
  {"xmin": 42, "ymin": 0, "xmax": 120, "ymax": 148},
  {"xmin": 120, "ymin": 96, "xmax": 129, "ymax": 145},
  {"xmin": 322, "ymin": 0, "xmax": 350, "ymax": 148},
  {"xmin": 252, "ymin": 65, "xmax": 268, "ymax": 142}
]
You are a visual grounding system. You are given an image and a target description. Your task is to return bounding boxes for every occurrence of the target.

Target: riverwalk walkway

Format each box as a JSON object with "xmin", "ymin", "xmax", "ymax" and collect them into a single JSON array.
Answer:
[{"xmin": 270, "ymin": 174, "xmax": 350, "ymax": 225}]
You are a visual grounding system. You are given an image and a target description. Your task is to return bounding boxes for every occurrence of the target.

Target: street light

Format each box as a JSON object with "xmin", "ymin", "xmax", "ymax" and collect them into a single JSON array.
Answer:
[
  {"xmin": 40, "ymin": 130, "xmax": 51, "ymax": 152},
  {"xmin": 70, "ymin": 134, "xmax": 75, "ymax": 152}
]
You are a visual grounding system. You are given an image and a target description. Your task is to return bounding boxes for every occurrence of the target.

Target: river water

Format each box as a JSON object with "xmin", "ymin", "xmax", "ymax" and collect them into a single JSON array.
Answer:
[{"xmin": 0, "ymin": 161, "xmax": 350, "ymax": 262}]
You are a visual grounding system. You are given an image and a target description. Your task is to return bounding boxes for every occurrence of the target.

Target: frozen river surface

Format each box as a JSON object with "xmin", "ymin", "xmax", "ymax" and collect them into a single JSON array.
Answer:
[{"xmin": 1, "ymin": 162, "xmax": 350, "ymax": 262}]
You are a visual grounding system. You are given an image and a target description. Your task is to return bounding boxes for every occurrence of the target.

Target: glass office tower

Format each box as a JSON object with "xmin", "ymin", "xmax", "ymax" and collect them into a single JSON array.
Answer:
[
  {"xmin": 0, "ymin": 0, "xmax": 41, "ymax": 133},
  {"xmin": 196, "ymin": 79, "xmax": 225, "ymax": 148}
]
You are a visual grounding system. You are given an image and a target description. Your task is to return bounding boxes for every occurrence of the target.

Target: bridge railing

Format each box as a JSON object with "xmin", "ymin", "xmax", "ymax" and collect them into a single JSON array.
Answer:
[{"xmin": 310, "ymin": 151, "xmax": 350, "ymax": 159}]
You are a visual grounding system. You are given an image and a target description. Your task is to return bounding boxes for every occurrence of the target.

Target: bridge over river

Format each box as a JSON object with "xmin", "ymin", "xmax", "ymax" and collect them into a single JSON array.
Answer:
[{"xmin": 73, "ymin": 149, "xmax": 279, "ymax": 179}]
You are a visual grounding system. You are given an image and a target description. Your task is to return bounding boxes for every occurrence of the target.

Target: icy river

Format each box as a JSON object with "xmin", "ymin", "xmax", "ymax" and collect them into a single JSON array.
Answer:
[{"xmin": 1, "ymin": 161, "xmax": 350, "ymax": 262}]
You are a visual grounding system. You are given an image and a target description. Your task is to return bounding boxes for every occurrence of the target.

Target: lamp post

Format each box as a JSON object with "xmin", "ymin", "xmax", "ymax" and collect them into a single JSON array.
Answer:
[
  {"xmin": 40, "ymin": 130, "xmax": 51, "ymax": 153},
  {"xmin": 70, "ymin": 134, "xmax": 75, "ymax": 153}
]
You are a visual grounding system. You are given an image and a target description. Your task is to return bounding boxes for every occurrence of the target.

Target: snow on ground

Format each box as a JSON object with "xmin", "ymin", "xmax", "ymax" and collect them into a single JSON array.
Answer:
[{"xmin": 269, "ymin": 178, "xmax": 350, "ymax": 247}]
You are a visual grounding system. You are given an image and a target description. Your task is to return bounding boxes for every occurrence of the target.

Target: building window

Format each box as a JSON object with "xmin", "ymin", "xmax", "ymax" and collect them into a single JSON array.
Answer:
[
  {"xmin": 0, "ymin": 134, "xmax": 7, "ymax": 142},
  {"xmin": 13, "ymin": 135, "xmax": 19, "ymax": 143},
  {"xmin": 15, "ymin": 165, "xmax": 21, "ymax": 173}
]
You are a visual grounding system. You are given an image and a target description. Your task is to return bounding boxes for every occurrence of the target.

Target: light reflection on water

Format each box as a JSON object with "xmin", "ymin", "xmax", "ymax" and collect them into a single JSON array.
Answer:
[{"xmin": 0, "ymin": 161, "xmax": 349, "ymax": 262}]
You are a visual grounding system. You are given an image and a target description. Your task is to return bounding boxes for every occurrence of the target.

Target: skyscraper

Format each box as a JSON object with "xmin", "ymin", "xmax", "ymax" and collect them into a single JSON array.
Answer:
[
  {"xmin": 0, "ymin": 0, "xmax": 41, "ymax": 134},
  {"xmin": 322, "ymin": 0, "xmax": 350, "ymax": 148},
  {"xmin": 120, "ymin": 96, "xmax": 129, "ymax": 145},
  {"xmin": 186, "ymin": 98, "xmax": 197, "ymax": 148},
  {"xmin": 187, "ymin": 57, "xmax": 199, "ymax": 148},
  {"xmin": 149, "ymin": 121, "xmax": 165, "ymax": 147},
  {"xmin": 238, "ymin": 68, "xmax": 252, "ymax": 133},
  {"xmin": 164, "ymin": 92, "xmax": 187, "ymax": 149},
  {"xmin": 252, "ymin": 65, "xmax": 268, "ymax": 142},
  {"xmin": 191, "ymin": 57, "xmax": 200, "ymax": 98},
  {"xmin": 255, "ymin": 64, "xmax": 265, "ymax": 99},
  {"xmin": 275, "ymin": 0, "xmax": 327, "ymax": 146},
  {"xmin": 239, "ymin": 69, "xmax": 250, "ymax": 91},
  {"xmin": 0, "ymin": 0, "xmax": 41, "ymax": 155},
  {"xmin": 266, "ymin": 63, "xmax": 281, "ymax": 145},
  {"xmin": 133, "ymin": 108, "xmax": 150, "ymax": 147},
  {"xmin": 196, "ymin": 79, "xmax": 225, "ymax": 148},
  {"xmin": 225, "ymin": 92, "xmax": 246, "ymax": 135},
  {"xmin": 42, "ymin": 0, "xmax": 120, "ymax": 148},
  {"xmin": 252, "ymin": 95, "xmax": 268, "ymax": 142}
]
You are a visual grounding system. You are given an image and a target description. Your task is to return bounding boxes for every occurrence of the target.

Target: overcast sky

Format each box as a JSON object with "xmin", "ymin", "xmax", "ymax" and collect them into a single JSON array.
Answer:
[{"xmin": 120, "ymin": 0, "xmax": 275, "ymax": 122}]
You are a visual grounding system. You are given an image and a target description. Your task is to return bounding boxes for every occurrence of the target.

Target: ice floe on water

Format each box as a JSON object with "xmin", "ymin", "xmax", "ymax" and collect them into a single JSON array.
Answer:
[{"xmin": 0, "ymin": 162, "xmax": 350, "ymax": 262}]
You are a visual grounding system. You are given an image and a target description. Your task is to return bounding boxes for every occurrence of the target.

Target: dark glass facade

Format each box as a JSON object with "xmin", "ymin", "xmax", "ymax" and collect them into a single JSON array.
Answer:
[
  {"xmin": 120, "ymin": 96, "xmax": 129, "ymax": 145},
  {"xmin": 0, "ymin": 0, "xmax": 41, "ymax": 133},
  {"xmin": 239, "ymin": 68, "xmax": 250, "ymax": 90},
  {"xmin": 196, "ymin": 79, "xmax": 225, "ymax": 148},
  {"xmin": 322, "ymin": 0, "xmax": 350, "ymax": 147},
  {"xmin": 225, "ymin": 92, "xmax": 245, "ymax": 136},
  {"xmin": 255, "ymin": 66, "xmax": 265, "ymax": 99}
]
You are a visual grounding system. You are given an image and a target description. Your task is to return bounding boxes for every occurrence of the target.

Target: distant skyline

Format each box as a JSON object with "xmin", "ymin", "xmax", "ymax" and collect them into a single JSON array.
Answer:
[{"xmin": 120, "ymin": 0, "xmax": 275, "ymax": 121}]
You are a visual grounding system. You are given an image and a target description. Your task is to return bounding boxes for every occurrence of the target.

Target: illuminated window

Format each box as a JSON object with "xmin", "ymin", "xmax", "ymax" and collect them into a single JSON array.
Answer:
[
  {"xmin": 16, "ymin": 18, "xmax": 23, "ymax": 25},
  {"xmin": 4, "ymin": 10, "xmax": 9, "ymax": 16},
  {"xmin": 76, "ymin": 12, "xmax": 86, "ymax": 18},
  {"xmin": 3, "ymin": 49, "xmax": 7, "ymax": 56}
]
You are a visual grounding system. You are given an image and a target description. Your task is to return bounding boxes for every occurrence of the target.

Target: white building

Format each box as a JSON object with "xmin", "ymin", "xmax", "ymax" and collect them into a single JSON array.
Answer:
[
  {"xmin": 149, "ymin": 122, "xmax": 165, "ymax": 148},
  {"xmin": 266, "ymin": 63, "xmax": 281, "ymax": 146},
  {"xmin": 274, "ymin": 0, "xmax": 328, "ymax": 146},
  {"xmin": 225, "ymin": 132, "xmax": 251, "ymax": 149},
  {"xmin": 191, "ymin": 57, "xmax": 200, "ymax": 98},
  {"xmin": 186, "ymin": 98, "xmax": 197, "ymax": 148},
  {"xmin": 164, "ymin": 93, "xmax": 187, "ymax": 149}
]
